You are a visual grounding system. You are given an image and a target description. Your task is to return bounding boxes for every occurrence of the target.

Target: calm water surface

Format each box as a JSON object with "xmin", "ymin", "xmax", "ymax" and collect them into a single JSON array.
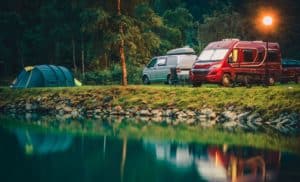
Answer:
[{"xmin": 0, "ymin": 122, "xmax": 300, "ymax": 182}]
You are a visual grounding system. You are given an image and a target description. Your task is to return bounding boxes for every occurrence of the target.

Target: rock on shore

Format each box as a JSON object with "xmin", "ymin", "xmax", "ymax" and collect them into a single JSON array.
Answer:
[{"xmin": 1, "ymin": 96, "xmax": 299, "ymax": 135}]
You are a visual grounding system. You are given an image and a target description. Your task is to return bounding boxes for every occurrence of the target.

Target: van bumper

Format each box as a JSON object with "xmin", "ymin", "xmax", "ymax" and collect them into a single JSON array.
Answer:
[
  {"xmin": 190, "ymin": 69, "xmax": 221, "ymax": 83},
  {"xmin": 206, "ymin": 74, "xmax": 222, "ymax": 83}
]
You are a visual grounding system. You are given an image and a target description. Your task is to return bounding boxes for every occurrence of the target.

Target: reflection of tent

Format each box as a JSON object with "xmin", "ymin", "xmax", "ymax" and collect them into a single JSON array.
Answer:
[
  {"xmin": 12, "ymin": 65, "xmax": 75, "ymax": 88},
  {"xmin": 15, "ymin": 129, "xmax": 73, "ymax": 155}
]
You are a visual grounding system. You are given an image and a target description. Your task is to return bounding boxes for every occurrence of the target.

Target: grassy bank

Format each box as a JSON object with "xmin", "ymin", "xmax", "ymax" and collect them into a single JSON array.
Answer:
[
  {"xmin": 1, "ymin": 115, "xmax": 300, "ymax": 154},
  {"xmin": 1, "ymin": 84, "xmax": 300, "ymax": 118}
]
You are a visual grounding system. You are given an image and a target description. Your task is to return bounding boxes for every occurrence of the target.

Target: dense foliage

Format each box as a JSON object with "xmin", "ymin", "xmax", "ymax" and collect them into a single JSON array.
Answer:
[{"xmin": 1, "ymin": 0, "xmax": 300, "ymax": 84}]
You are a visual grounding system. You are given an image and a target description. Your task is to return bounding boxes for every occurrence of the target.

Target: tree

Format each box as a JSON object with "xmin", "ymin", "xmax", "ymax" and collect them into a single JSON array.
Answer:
[
  {"xmin": 163, "ymin": 7, "xmax": 196, "ymax": 47},
  {"xmin": 117, "ymin": 0, "xmax": 127, "ymax": 86},
  {"xmin": 198, "ymin": 6, "xmax": 248, "ymax": 49}
]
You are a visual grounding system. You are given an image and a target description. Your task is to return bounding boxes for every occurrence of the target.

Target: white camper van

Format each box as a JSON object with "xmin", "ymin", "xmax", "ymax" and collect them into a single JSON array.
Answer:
[{"xmin": 142, "ymin": 47, "xmax": 197, "ymax": 84}]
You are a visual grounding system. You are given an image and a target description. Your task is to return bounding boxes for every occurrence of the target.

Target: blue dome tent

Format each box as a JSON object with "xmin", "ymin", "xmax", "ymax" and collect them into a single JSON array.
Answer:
[{"xmin": 12, "ymin": 65, "xmax": 75, "ymax": 88}]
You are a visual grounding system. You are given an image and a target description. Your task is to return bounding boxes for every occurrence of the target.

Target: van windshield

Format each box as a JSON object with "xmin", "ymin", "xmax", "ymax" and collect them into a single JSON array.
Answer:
[{"xmin": 198, "ymin": 49, "xmax": 229, "ymax": 62}]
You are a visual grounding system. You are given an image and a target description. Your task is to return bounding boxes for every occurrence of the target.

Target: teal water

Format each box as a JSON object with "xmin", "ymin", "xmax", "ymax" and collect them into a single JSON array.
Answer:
[{"xmin": 0, "ymin": 117, "xmax": 300, "ymax": 182}]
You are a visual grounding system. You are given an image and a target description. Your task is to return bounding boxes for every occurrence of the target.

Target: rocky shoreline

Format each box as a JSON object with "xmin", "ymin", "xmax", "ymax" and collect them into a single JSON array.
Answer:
[{"xmin": 1, "ymin": 94, "xmax": 299, "ymax": 135}]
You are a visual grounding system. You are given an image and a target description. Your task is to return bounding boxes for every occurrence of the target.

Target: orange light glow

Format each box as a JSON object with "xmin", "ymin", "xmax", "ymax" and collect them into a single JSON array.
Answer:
[
  {"xmin": 262, "ymin": 16, "xmax": 273, "ymax": 26},
  {"xmin": 255, "ymin": 8, "xmax": 279, "ymax": 34}
]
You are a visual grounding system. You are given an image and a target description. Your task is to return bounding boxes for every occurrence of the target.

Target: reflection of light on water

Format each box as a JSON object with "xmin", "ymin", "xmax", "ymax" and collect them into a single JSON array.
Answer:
[
  {"xmin": 215, "ymin": 151, "xmax": 221, "ymax": 166},
  {"xmin": 196, "ymin": 159, "xmax": 227, "ymax": 182}
]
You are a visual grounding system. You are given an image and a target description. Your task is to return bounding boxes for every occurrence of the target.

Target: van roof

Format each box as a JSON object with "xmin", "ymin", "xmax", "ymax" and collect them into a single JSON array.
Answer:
[
  {"xmin": 167, "ymin": 47, "xmax": 195, "ymax": 55},
  {"xmin": 205, "ymin": 39, "xmax": 239, "ymax": 49},
  {"xmin": 205, "ymin": 39, "xmax": 280, "ymax": 50}
]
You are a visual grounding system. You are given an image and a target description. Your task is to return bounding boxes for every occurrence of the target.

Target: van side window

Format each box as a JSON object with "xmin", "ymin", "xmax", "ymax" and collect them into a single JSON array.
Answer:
[
  {"xmin": 267, "ymin": 51, "xmax": 280, "ymax": 62},
  {"xmin": 157, "ymin": 58, "xmax": 166, "ymax": 66},
  {"xmin": 147, "ymin": 58, "xmax": 157, "ymax": 68},
  {"xmin": 256, "ymin": 51, "xmax": 264, "ymax": 62},
  {"xmin": 243, "ymin": 49, "xmax": 254, "ymax": 62}
]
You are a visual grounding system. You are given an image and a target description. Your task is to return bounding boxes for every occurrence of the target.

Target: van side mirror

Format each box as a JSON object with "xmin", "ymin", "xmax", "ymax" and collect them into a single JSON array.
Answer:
[
  {"xmin": 228, "ymin": 54, "xmax": 233, "ymax": 63},
  {"xmin": 157, "ymin": 63, "xmax": 165, "ymax": 66}
]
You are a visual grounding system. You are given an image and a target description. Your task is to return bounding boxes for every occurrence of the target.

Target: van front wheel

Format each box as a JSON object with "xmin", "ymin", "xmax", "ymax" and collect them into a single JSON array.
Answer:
[
  {"xmin": 222, "ymin": 74, "xmax": 232, "ymax": 87},
  {"xmin": 142, "ymin": 76, "xmax": 150, "ymax": 85}
]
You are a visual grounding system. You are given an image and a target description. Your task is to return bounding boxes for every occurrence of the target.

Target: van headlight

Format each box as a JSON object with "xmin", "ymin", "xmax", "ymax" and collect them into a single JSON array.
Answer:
[{"xmin": 209, "ymin": 64, "xmax": 221, "ymax": 70}]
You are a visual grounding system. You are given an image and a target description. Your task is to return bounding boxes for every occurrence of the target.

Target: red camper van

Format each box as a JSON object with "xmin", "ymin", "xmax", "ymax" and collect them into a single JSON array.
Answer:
[{"xmin": 189, "ymin": 39, "xmax": 282, "ymax": 87}]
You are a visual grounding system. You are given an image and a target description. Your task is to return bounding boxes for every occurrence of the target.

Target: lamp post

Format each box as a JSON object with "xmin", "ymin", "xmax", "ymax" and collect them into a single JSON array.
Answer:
[{"xmin": 262, "ymin": 15, "xmax": 273, "ymax": 86}]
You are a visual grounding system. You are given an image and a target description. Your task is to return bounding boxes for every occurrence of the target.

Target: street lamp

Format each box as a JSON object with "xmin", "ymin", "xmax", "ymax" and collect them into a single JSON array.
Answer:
[
  {"xmin": 262, "ymin": 15, "xmax": 273, "ymax": 86},
  {"xmin": 263, "ymin": 16, "xmax": 273, "ymax": 26}
]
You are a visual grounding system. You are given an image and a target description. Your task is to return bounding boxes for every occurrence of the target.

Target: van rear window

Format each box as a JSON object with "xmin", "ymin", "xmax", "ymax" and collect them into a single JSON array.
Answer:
[{"xmin": 267, "ymin": 51, "xmax": 280, "ymax": 62}]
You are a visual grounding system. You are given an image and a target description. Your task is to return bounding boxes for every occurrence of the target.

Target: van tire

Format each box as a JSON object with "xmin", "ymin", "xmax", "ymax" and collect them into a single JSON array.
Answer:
[
  {"xmin": 192, "ymin": 82, "xmax": 202, "ymax": 87},
  {"xmin": 222, "ymin": 74, "xmax": 232, "ymax": 87},
  {"xmin": 142, "ymin": 75, "xmax": 150, "ymax": 85},
  {"xmin": 166, "ymin": 75, "xmax": 171, "ymax": 85},
  {"xmin": 280, "ymin": 78, "xmax": 287, "ymax": 84},
  {"xmin": 268, "ymin": 76, "xmax": 275, "ymax": 86}
]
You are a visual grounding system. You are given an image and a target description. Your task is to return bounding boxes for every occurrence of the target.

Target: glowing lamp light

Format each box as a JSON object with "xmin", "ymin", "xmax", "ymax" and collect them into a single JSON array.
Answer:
[{"xmin": 262, "ymin": 16, "xmax": 273, "ymax": 26}]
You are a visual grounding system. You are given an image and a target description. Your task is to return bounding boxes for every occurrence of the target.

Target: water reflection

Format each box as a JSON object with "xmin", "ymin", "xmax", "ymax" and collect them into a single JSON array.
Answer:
[
  {"xmin": 143, "ymin": 140, "xmax": 281, "ymax": 182},
  {"xmin": 0, "ymin": 125, "xmax": 299, "ymax": 182},
  {"xmin": 143, "ymin": 141, "xmax": 194, "ymax": 169},
  {"xmin": 196, "ymin": 146, "xmax": 280, "ymax": 182},
  {"xmin": 14, "ymin": 129, "xmax": 73, "ymax": 155}
]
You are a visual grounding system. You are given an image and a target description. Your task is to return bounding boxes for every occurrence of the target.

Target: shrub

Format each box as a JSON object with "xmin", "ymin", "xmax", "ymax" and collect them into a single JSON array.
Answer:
[
  {"xmin": 127, "ymin": 66, "xmax": 143, "ymax": 84},
  {"xmin": 83, "ymin": 64, "xmax": 143, "ymax": 85}
]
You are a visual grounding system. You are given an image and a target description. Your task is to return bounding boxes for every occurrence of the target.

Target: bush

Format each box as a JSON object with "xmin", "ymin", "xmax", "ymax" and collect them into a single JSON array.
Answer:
[
  {"xmin": 127, "ymin": 66, "xmax": 143, "ymax": 84},
  {"xmin": 83, "ymin": 64, "xmax": 143, "ymax": 85}
]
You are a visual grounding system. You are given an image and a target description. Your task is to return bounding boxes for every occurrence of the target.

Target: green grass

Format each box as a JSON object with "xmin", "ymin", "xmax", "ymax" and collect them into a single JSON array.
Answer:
[
  {"xmin": 1, "ymin": 115, "xmax": 300, "ymax": 154},
  {"xmin": 1, "ymin": 84, "xmax": 300, "ymax": 118}
]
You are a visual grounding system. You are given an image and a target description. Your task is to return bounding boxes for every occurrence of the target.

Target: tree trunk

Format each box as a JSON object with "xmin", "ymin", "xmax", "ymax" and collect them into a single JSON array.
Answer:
[
  {"xmin": 117, "ymin": 0, "xmax": 127, "ymax": 86},
  {"xmin": 72, "ymin": 38, "xmax": 77, "ymax": 73},
  {"xmin": 81, "ymin": 36, "xmax": 85, "ymax": 79},
  {"xmin": 104, "ymin": 53, "xmax": 108, "ymax": 69}
]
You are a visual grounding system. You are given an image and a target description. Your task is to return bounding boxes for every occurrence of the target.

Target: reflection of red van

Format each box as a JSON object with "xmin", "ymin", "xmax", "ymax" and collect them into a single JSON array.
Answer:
[{"xmin": 189, "ymin": 39, "xmax": 282, "ymax": 87}]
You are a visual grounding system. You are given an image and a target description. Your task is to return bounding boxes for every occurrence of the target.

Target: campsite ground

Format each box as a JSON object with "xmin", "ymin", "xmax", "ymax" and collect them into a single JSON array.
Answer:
[{"xmin": 1, "ymin": 83, "xmax": 299, "ymax": 119}]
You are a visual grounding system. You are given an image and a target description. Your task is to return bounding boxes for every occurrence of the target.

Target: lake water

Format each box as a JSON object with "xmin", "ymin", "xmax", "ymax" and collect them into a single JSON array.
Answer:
[{"xmin": 0, "ymin": 116, "xmax": 300, "ymax": 182}]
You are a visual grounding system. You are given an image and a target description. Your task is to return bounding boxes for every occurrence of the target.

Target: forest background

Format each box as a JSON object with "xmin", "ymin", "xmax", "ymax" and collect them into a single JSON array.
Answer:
[{"xmin": 1, "ymin": 0, "xmax": 299, "ymax": 84}]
